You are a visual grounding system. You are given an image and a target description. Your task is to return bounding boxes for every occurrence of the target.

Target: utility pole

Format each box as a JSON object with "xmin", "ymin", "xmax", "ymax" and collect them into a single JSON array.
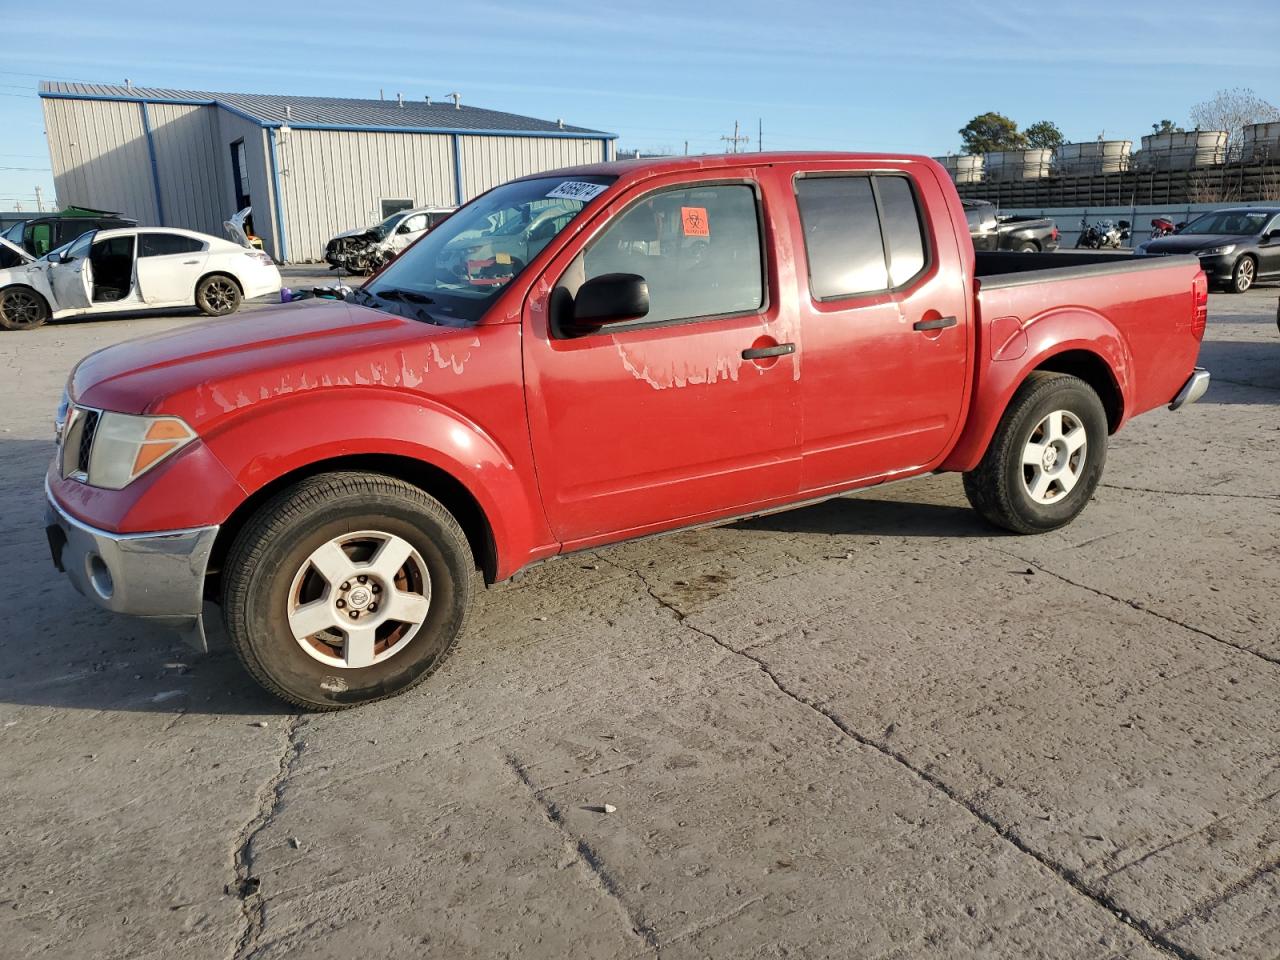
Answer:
[
  {"xmin": 720, "ymin": 120, "xmax": 750, "ymax": 154},
  {"xmin": 684, "ymin": 140, "xmax": 689, "ymax": 156},
  {"xmin": 758, "ymin": 118, "xmax": 762, "ymax": 152},
  {"xmin": 34, "ymin": 185, "xmax": 44, "ymax": 212}
]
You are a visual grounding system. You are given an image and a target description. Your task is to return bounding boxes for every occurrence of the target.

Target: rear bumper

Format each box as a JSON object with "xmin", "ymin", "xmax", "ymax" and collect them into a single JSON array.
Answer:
[
  {"xmin": 44, "ymin": 478, "xmax": 218, "ymax": 651},
  {"xmin": 1169, "ymin": 367, "xmax": 1210, "ymax": 410}
]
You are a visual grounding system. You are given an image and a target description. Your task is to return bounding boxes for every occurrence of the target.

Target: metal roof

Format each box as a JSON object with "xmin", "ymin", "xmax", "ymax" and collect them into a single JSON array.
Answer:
[{"xmin": 39, "ymin": 81, "xmax": 613, "ymax": 137}]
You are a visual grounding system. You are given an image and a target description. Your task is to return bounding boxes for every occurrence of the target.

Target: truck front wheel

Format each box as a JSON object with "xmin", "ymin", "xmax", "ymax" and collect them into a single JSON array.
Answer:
[
  {"xmin": 222, "ymin": 472, "xmax": 474, "ymax": 710},
  {"xmin": 963, "ymin": 372, "xmax": 1108, "ymax": 534}
]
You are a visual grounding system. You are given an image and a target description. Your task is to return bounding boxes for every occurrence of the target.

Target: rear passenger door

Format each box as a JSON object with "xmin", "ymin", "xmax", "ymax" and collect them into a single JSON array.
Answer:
[
  {"xmin": 137, "ymin": 232, "xmax": 208, "ymax": 305},
  {"xmin": 785, "ymin": 163, "xmax": 970, "ymax": 493}
]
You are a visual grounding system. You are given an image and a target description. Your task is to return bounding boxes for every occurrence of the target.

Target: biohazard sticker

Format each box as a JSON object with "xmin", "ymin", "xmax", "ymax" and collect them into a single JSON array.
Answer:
[
  {"xmin": 546, "ymin": 181, "xmax": 609, "ymax": 202},
  {"xmin": 681, "ymin": 207, "xmax": 709, "ymax": 237}
]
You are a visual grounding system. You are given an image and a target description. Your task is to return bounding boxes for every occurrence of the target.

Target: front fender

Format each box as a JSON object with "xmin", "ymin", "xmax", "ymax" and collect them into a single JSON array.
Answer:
[
  {"xmin": 941, "ymin": 307, "xmax": 1132, "ymax": 472},
  {"xmin": 201, "ymin": 389, "xmax": 550, "ymax": 580}
]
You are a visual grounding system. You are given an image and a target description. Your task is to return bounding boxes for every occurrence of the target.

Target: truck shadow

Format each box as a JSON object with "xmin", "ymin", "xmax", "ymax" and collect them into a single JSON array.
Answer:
[
  {"xmin": 0, "ymin": 438, "xmax": 287, "ymax": 716},
  {"xmin": 732, "ymin": 491, "xmax": 991, "ymax": 539}
]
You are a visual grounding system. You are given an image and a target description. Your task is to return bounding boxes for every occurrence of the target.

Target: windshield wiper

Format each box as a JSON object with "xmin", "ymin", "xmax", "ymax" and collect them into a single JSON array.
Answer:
[{"xmin": 374, "ymin": 287, "xmax": 435, "ymax": 305}]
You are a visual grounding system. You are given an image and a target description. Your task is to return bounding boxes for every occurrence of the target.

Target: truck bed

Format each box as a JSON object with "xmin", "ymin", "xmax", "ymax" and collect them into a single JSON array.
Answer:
[{"xmin": 975, "ymin": 250, "xmax": 1199, "ymax": 287}]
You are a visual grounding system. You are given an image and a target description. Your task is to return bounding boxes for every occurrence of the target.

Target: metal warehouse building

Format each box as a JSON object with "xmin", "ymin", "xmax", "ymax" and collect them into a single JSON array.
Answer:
[{"xmin": 39, "ymin": 82, "xmax": 617, "ymax": 262}]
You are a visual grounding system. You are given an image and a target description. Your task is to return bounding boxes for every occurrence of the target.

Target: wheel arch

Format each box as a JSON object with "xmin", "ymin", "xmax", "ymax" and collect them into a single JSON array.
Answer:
[
  {"xmin": 1031, "ymin": 349, "xmax": 1124, "ymax": 431},
  {"xmin": 0, "ymin": 283, "xmax": 52, "ymax": 329},
  {"xmin": 206, "ymin": 453, "xmax": 499, "ymax": 601},
  {"xmin": 196, "ymin": 270, "xmax": 244, "ymax": 296},
  {"xmin": 942, "ymin": 320, "xmax": 1130, "ymax": 474}
]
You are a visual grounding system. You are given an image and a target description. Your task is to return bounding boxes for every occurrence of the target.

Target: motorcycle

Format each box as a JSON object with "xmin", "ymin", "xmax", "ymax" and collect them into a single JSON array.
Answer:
[
  {"xmin": 1076, "ymin": 217, "xmax": 1132, "ymax": 250},
  {"xmin": 1150, "ymin": 217, "xmax": 1176, "ymax": 239}
]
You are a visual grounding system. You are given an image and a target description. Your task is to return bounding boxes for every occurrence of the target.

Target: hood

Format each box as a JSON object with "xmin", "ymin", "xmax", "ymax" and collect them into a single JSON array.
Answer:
[
  {"xmin": 331, "ymin": 225, "xmax": 375, "ymax": 241},
  {"xmin": 0, "ymin": 236, "xmax": 34, "ymax": 265},
  {"xmin": 1143, "ymin": 233, "xmax": 1251, "ymax": 254},
  {"xmin": 71, "ymin": 300, "xmax": 486, "ymax": 431}
]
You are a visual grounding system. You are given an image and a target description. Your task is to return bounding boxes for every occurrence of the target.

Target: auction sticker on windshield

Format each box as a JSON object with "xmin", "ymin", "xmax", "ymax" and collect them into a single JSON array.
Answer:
[{"xmin": 546, "ymin": 181, "xmax": 609, "ymax": 202}]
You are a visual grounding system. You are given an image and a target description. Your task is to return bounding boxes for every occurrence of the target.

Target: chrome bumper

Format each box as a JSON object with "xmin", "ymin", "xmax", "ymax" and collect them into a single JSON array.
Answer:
[
  {"xmin": 44, "ymin": 480, "xmax": 218, "ymax": 652},
  {"xmin": 1169, "ymin": 367, "xmax": 1210, "ymax": 411}
]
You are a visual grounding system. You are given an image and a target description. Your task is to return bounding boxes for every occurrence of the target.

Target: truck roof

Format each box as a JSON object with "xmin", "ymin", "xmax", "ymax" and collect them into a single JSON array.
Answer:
[{"xmin": 520, "ymin": 151, "xmax": 936, "ymax": 181}]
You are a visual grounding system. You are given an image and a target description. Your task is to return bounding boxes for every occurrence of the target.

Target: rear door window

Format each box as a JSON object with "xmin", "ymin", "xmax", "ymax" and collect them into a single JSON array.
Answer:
[
  {"xmin": 794, "ymin": 173, "xmax": 929, "ymax": 299},
  {"xmin": 795, "ymin": 177, "xmax": 887, "ymax": 298},
  {"xmin": 139, "ymin": 233, "xmax": 205, "ymax": 257}
]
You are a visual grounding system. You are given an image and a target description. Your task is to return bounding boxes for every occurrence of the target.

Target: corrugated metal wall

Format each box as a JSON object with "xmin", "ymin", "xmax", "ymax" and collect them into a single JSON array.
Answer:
[
  {"xmin": 148, "ymin": 103, "xmax": 226, "ymax": 236},
  {"xmin": 42, "ymin": 98, "xmax": 160, "ymax": 224},
  {"xmin": 458, "ymin": 136, "xmax": 606, "ymax": 201},
  {"xmin": 277, "ymin": 129, "xmax": 455, "ymax": 262},
  {"xmin": 41, "ymin": 96, "xmax": 613, "ymax": 263}
]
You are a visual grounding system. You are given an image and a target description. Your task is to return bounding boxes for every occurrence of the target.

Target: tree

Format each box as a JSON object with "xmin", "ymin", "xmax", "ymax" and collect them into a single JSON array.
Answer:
[
  {"xmin": 959, "ymin": 112, "xmax": 1025, "ymax": 154},
  {"xmin": 1189, "ymin": 88, "xmax": 1280, "ymax": 157},
  {"xmin": 1023, "ymin": 120, "xmax": 1064, "ymax": 150},
  {"xmin": 1151, "ymin": 119, "xmax": 1183, "ymax": 135}
]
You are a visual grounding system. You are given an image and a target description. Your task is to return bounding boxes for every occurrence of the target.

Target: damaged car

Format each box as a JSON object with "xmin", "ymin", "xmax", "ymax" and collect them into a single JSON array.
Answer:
[{"xmin": 324, "ymin": 206, "xmax": 455, "ymax": 274}]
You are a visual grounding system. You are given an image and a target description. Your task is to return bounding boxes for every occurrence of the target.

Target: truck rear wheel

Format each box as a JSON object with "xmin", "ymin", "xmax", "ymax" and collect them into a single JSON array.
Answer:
[
  {"xmin": 222, "ymin": 472, "xmax": 474, "ymax": 710},
  {"xmin": 963, "ymin": 372, "xmax": 1108, "ymax": 534}
]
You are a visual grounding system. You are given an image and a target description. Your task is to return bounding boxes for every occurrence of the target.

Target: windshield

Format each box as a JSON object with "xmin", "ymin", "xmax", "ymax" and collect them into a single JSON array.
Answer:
[
  {"xmin": 368, "ymin": 211, "xmax": 407, "ymax": 241},
  {"xmin": 1178, "ymin": 211, "xmax": 1270, "ymax": 236},
  {"xmin": 359, "ymin": 174, "xmax": 614, "ymax": 324}
]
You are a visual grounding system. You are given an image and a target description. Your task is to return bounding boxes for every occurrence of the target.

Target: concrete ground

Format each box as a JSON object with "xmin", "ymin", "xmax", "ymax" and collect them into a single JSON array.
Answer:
[{"xmin": 1, "ymin": 279, "xmax": 1278, "ymax": 960}]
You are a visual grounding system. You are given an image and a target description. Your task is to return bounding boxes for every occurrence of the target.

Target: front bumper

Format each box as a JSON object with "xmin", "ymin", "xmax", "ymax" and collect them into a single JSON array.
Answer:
[
  {"xmin": 44, "ymin": 478, "xmax": 218, "ymax": 651},
  {"xmin": 1169, "ymin": 367, "xmax": 1211, "ymax": 410},
  {"xmin": 1196, "ymin": 255, "xmax": 1235, "ymax": 283}
]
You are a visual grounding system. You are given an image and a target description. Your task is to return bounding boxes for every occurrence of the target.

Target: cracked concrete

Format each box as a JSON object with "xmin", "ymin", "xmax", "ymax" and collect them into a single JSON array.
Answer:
[{"xmin": 1, "ymin": 277, "xmax": 1279, "ymax": 959}]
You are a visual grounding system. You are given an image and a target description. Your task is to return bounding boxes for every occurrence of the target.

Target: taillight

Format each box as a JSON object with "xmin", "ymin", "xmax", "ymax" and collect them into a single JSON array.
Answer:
[
  {"xmin": 1051, "ymin": 226, "xmax": 1060, "ymax": 242},
  {"xmin": 1192, "ymin": 270, "xmax": 1208, "ymax": 339}
]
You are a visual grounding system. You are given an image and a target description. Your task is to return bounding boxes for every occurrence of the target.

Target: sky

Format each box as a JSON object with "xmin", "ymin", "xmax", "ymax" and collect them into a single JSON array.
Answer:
[{"xmin": 2, "ymin": 0, "xmax": 1277, "ymax": 212}]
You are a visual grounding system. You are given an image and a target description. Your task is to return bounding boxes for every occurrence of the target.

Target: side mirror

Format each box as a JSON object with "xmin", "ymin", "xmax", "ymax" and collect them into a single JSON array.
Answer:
[
  {"xmin": 570, "ymin": 273, "xmax": 649, "ymax": 331},
  {"xmin": 396, "ymin": 223, "xmax": 413, "ymax": 234},
  {"xmin": 1266, "ymin": 230, "xmax": 1280, "ymax": 243},
  {"xmin": 46, "ymin": 251, "xmax": 65, "ymax": 263}
]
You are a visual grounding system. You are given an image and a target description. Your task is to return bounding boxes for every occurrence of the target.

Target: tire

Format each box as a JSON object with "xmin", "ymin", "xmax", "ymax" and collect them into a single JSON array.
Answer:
[
  {"xmin": 1229, "ymin": 256, "xmax": 1256, "ymax": 293},
  {"xmin": 222, "ymin": 472, "xmax": 475, "ymax": 710},
  {"xmin": 196, "ymin": 274, "xmax": 243, "ymax": 316},
  {"xmin": 1015, "ymin": 242, "xmax": 1039, "ymax": 253},
  {"xmin": 963, "ymin": 372, "xmax": 1108, "ymax": 534},
  {"xmin": 0, "ymin": 286, "xmax": 51, "ymax": 331}
]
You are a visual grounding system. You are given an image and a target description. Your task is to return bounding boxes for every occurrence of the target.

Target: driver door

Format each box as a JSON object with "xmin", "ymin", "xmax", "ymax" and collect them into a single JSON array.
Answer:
[
  {"xmin": 391, "ymin": 212, "xmax": 429, "ymax": 252},
  {"xmin": 48, "ymin": 232, "xmax": 94, "ymax": 311},
  {"xmin": 522, "ymin": 171, "xmax": 801, "ymax": 548}
]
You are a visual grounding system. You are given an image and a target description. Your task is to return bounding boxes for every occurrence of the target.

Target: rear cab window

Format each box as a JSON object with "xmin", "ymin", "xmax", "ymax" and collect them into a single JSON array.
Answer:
[{"xmin": 794, "ymin": 172, "xmax": 930, "ymax": 300}]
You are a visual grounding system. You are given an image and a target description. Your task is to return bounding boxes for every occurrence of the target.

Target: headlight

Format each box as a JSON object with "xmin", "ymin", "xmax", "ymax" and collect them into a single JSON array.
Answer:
[
  {"xmin": 1195, "ymin": 245, "xmax": 1236, "ymax": 257},
  {"xmin": 60, "ymin": 407, "xmax": 196, "ymax": 489}
]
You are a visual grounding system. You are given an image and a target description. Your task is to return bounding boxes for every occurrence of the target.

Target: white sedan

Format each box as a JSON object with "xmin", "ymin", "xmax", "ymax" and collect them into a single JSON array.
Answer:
[{"xmin": 0, "ymin": 226, "xmax": 281, "ymax": 331}]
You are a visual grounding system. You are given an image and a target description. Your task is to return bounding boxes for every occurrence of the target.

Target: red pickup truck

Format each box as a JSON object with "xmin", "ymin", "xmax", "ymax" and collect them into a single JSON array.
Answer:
[{"xmin": 45, "ymin": 153, "xmax": 1210, "ymax": 710}]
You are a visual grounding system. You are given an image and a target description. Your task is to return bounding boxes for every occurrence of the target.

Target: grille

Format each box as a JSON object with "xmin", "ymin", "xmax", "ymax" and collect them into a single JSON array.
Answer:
[{"xmin": 76, "ymin": 409, "xmax": 100, "ymax": 474}]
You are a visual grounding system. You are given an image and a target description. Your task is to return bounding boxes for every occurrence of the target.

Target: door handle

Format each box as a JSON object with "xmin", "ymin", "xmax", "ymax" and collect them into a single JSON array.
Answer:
[
  {"xmin": 742, "ymin": 343, "xmax": 795, "ymax": 360},
  {"xmin": 182, "ymin": 259, "xmax": 199, "ymax": 264},
  {"xmin": 913, "ymin": 316, "xmax": 957, "ymax": 332}
]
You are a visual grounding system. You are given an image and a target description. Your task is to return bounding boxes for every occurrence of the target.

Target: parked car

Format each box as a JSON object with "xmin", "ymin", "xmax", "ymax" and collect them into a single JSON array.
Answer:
[
  {"xmin": 0, "ymin": 226, "xmax": 281, "ymax": 330},
  {"xmin": 962, "ymin": 199, "xmax": 1059, "ymax": 252},
  {"xmin": 2, "ymin": 213, "xmax": 136, "ymax": 259},
  {"xmin": 1136, "ymin": 206, "xmax": 1280, "ymax": 292},
  {"xmin": 324, "ymin": 205, "xmax": 455, "ymax": 274},
  {"xmin": 44, "ymin": 153, "xmax": 1209, "ymax": 710}
]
